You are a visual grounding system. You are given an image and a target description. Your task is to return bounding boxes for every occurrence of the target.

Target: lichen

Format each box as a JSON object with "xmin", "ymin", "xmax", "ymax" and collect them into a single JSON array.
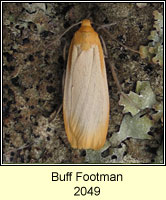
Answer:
[
  {"xmin": 110, "ymin": 113, "xmax": 154, "ymax": 147},
  {"xmin": 119, "ymin": 81, "xmax": 156, "ymax": 116},
  {"xmin": 139, "ymin": 10, "xmax": 163, "ymax": 67},
  {"xmin": 152, "ymin": 102, "xmax": 163, "ymax": 123}
]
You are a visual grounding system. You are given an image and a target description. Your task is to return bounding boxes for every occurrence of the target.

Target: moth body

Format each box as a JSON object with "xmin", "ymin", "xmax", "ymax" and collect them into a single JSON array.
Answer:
[{"xmin": 63, "ymin": 19, "xmax": 109, "ymax": 150}]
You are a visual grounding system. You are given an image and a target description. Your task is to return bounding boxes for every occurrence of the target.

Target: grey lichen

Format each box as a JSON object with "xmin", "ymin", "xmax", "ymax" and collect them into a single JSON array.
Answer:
[
  {"xmin": 119, "ymin": 81, "xmax": 156, "ymax": 116},
  {"xmin": 139, "ymin": 10, "xmax": 163, "ymax": 67},
  {"xmin": 110, "ymin": 113, "xmax": 154, "ymax": 147}
]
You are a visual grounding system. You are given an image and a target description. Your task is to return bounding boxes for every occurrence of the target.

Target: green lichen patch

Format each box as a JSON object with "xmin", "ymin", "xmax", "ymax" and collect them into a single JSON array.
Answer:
[
  {"xmin": 152, "ymin": 102, "xmax": 163, "ymax": 123},
  {"xmin": 139, "ymin": 10, "xmax": 163, "ymax": 67},
  {"xmin": 110, "ymin": 113, "xmax": 154, "ymax": 147},
  {"xmin": 119, "ymin": 81, "xmax": 156, "ymax": 116},
  {"xmin": 85, "ymin": 143, "xmax": 127, "ymax": 164}
]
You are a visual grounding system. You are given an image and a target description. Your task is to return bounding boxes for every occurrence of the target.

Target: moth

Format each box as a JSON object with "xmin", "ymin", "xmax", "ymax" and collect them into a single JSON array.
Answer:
[{"xmin": 63, "ymin": 19, "xmax": 109, "ymax": 150}]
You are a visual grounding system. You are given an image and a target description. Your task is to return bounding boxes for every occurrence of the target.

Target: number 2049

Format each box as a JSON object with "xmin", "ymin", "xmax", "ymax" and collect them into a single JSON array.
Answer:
[{"xmin": 74, "ymin": 186, "xmax": 100, "ymax": 196}]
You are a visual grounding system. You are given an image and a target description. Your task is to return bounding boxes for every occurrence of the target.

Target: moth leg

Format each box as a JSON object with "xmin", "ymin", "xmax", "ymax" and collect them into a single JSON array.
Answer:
[
  {"xmin": 101, "ymin": 33, "xmax": 139, "ymax": 110},
  {"xmin": 107, "ymin": 56, "xmax": 141, "ymax": 111},
  {"xmin": 47, "ymin": 21, "xmax": 81, "ymax": 49},
  {"xmin": 99, "ymin": 35, "xmax": 108, "ymax": 59},
  {"xmin": 101, "ymin": 30, "xmax": 141, "ymax": 110},
  {"xmin": 100, "ymin": 34, "xmax": 123, "ymax": 94},
  {"xmin": 101, "ymin": 26, "xmax": 140, "ymax": 55},
  {"xmin": 108, "ymin": 61, "xmax": 122, "ymax": 93}
]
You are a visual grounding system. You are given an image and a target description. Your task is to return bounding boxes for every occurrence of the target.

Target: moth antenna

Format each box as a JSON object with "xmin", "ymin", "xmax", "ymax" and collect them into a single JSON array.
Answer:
[
  {"xmin": 101, "ymin": 27, "xmax": 140, "ymax": 55},
  {"xmin": 58, "ymin": 21, "xmax": 82, "ymax": 41},
  {"xmin": 47, "ymin": 21, "xmax": 82, "ymax": 49}
]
